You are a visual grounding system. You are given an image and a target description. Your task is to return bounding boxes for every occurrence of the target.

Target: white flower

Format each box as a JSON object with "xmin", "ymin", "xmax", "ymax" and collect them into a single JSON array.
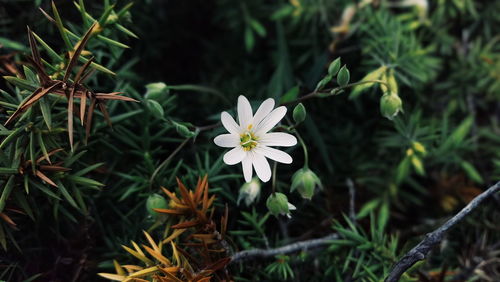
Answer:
[
  {"xmin": 237, "ymin": 177, "xmax": 261, "ymax": 206},
  {"xmin": 214, "ymin": 95, "xmax": 297, "ymax": 183}
]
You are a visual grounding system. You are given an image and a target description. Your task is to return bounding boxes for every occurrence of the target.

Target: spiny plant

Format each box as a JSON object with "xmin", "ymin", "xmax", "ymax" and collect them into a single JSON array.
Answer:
[
  {"xmin": 0, "ymin": 0, "xmax": 136, "ymax": 257},
  {"xmin": 99, "ymin": 175, "xmax": 232, "ymax": 281}
]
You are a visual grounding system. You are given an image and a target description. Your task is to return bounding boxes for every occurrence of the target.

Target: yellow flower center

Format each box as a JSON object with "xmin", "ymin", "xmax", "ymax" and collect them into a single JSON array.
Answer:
[{"xmin": 240, "ymin": 127, "xmax": 258, "ymax": 151}]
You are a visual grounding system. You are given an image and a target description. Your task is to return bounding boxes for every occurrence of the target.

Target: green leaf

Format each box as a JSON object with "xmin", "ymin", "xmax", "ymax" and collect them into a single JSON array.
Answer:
[
  {"xmin": 244, "ymin": 26, "xmax": 254, "ymax": 52},
  {"xmin": 396, "ymin": 156, "xmax": 411, "ymax": 185},
  {"xmin": 349, "ymin": 66, "xmax": 387, "ymax": 99},
  {"xmin": 98, "ymin": 4, "xmax": 116, "ymax": 26},
  {"xmin": 77, "ymin": 0, "xmax": 89, "ymax": 26},
  {"xmin": 30, "ymin": 179, "xmax": 61, "ymax": 200},
  {"xmin": 378, "ymin": 201, "xmax": 389, "ymax": 233},
  {"xmin": 0, "ymin": 176, "xmax": 15, "ymax": 212},
  {"xmin": 65, "ymin": 175, "xmax": 104, "ymax": 188},
  {"xmin": 23, "ymin": 66, "xmax": 38, "ymax": 84},
  {"xmin": 13, "ymin": 189, "xmax": 34, "ymax": 220},
  {"xmin": 115, "ymin": 23, "xmax": 139, "ymax": 39},
  {"xmin": 0, "ymin": 126, "xmax": 26, "ymax": 150},
  {"xmin": 0, "ymin": 168, "xmax": 17, "ymax": 174},
  {"xmin": 315, "ymin": 75, "xmax": 332, "ymax": 91},
  {"xmin": 0, "ymin": 37, "xmax": 27, "ymax": 51},
  {"xmin": 147, "ymin": 99, "xmax": 164, "ymax": 119},
  {"xmin": 39, "ymin": 97, "xmax": 52, "ymax": 129},
  {"xmin": 411, "ymin": 155, "xmax": 425, "ymax": 176},
  {"xmin": 55, "ymin": 180, "xmax": 78, "ymax": 209},
  {"xmin": 460, "ymin": 160, "xmax": 483, "ymax": 184},
  {"xmin": 51, "ymin": 1, "xmax": 73, "ymax": 49},
  {"xmin": 356, "ymin": 198, "xmax": 381, "ymax": 219},
  {"xmin": 97, "ymin": 35, "xmax": 130, "ymax": 49},
  {"xmin": 440, "ymin": 116, "xmax": 473, "ymax": 152},
  {"xmin": 280, "ymin": 86, "xmax": 300, "ymax": 103},
  {"xmin": 29, "ymin": 132, "xmax": 36, "ymax": 173},
  {"xmin": 32, "ymin": 32, "xmax": 63, "ymax": 61},
  {"xmin": 3, "ymin": 76, "xmax": 38, "ymax": 91},
  {"xmin": 337, "ymin": 65, "xmax": 350, "ymax": 86},
  {"xmin": 250, "ymin": 19, "xmax": 266, "ymax": 37},
  {"xmin": 328, "ymin": 58, "xmax": 341, "ymax": 75},
  {"xmin": 73, "ymin": 162, "xmax": 104, "ymax": 177}
]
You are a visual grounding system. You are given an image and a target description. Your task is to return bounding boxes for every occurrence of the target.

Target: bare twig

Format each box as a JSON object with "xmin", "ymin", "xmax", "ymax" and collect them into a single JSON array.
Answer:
[
  {"xmin": 385, "ymin": 182, "xmax": 500, "ymax": 282},
  {"xmin": 230, "ymin": 233, "xmax": 338, "ymax": 264}
]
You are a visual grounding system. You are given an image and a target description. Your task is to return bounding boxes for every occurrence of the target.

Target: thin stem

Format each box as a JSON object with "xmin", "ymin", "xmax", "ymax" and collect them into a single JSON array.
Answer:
[
  {"xmin": 194, "ymin": 80, "xmax": 390, "ymax": 130},
  {"xmin": 148, "ymin": 138, "xmax": 191, "ymax": 188},
  {"xmin": 295, "ymin": 131, "xmax": 309, "ymax": 169},
  {"xmin": 281, "ymin": 79, "xmax": 390, "ymax": 106},
  {"xmin": 271, "ymin": 161, "xmax": 277, "ymax": 195},
  {"xmin": 196, "ymin": 121, "xmax": 221, "ymax": 132}
]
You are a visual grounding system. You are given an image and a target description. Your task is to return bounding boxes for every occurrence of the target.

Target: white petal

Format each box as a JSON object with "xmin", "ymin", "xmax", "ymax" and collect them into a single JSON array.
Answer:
[
  {"xmin": 287, "ymin": 203, "xmax": 296, "ymax": 210},
  {"xmin": 259, "ymin": 133, "xmax": 297, "ymax": 147},
  {"xmin": 251, "ymin": 152, "xmax": 271, "ymax": 182},
  {"xmin": 255, "ymin": 146, "xmax": 293, "ymax": 164},
  {"xmin": 214, "ymin": 134, "xmax": 239, "ymax": 148},
  {"xmin": 242, "ymin": 156, "xmax": 253, "ymax": 183},
  {"xmin": 223, "ymin": 147, "xmax": 246, "ymax": 165},
  {"xmin": 221, "ymin": 112, "xmax": 241, "ymax": 134},
  {"xmin": 252, "ymin": 98, "xmax": 275, "ymax": 126},
  {"xmin": 255, "ymin": 106, "xmax": 287, "ymax": 135},
  {"xmin": 237, "ymin": 95, "xmax": 253, "ymax": 129}
]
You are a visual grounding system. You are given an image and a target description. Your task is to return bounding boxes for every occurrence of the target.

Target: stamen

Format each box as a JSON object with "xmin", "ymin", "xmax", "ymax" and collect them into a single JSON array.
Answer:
[{"xmin": 240, "ymin": 131, "xmax": 258, "ymax": 151}]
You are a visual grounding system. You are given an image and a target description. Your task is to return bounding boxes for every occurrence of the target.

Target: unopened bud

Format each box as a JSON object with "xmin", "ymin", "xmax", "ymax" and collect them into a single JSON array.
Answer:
[
  {"xmin": 291, "ymin": 168, "xmax": 322, "ymax": 200},
  {"xmin": 145, "ymin": 82, "xmax": 169, "ymax": 101},
  {"xmin": 380, "ymin": 92, "xmax": 403, "ymax": 120},
  {"xmin": 237, "ymin": 178, "xmax": 261, "ymax": 206},
  {"xmin": 266, "ymin": 193, "xmax": 296, "ymax": 218},
  {"xmin": 146, "ymin": 194, "xmax": 168, "ymax": 218},
  {"xmin": 293, "ymin": 103, "xmax": 307, "ymax": 124}
]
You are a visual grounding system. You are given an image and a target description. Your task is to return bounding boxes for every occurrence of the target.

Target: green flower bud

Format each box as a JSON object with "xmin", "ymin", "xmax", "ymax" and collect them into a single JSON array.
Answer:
[
  {"xmin": 266, "ymin": 193, "xmax": 296, "ymax": 217},
  {"xmin": 412, "ymin": 141, "xmax": 426, "ymax": 155},
  {"xmin": 146, "ymin": 193, "xmax": 168, "ymax": 218},
  {"xmin": 147, "ymin": 99, "xmax": 164, "ymax": 119},
  {"xmin": 237, "ymin": 178, "xmax": 261, "ymax": 206},
  {"xmin": 380, "ymin": 92, "xmax": 403, "ymax": 120},
  {"xmin": 291, "ymin": 168, "xmax": 322, "ymax": 200},
  {"xmin": 292, "ymin": 103, "xmax": 307, "ymax": 124},
  {"xmin": 173, "ymin": 121, "xmax": 196, "ymax": 138},
  {"xmin": 145, "ymin": 82, "xmax": 169, "ymax": 101}
]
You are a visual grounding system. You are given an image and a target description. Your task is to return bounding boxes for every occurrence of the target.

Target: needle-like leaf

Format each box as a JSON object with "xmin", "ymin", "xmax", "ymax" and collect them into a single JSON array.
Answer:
[{"xmin": 63, "ymin": 22, "xmax": 96, "ymax": 82}]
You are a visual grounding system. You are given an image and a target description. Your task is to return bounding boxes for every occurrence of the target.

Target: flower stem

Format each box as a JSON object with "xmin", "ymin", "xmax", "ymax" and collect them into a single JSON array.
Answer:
[
  {"xmin": 281, "ymin": 79, "xmax": 390, "ymax": 106},
  {"xmin": 149, "ymin": 138, "xmax": 190, "ymax": 189},
  {"xmin": 295, "ymin": 131, "xmax": 309, "ymax": 169},
  {"xmin": 271, "ymin": 161, "xmax": 277, "ymax": 195}
]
